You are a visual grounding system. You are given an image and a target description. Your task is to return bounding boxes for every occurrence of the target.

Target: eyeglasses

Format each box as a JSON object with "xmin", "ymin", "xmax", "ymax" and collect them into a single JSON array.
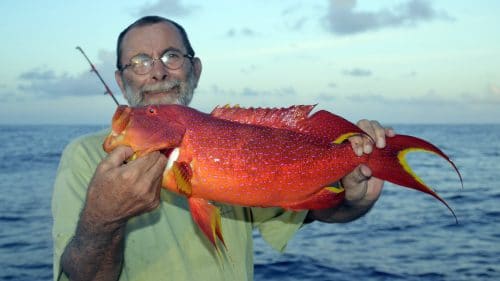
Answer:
[{"xmin": 120, "ymin": 49, "xmax": 193, "ymax": 75}]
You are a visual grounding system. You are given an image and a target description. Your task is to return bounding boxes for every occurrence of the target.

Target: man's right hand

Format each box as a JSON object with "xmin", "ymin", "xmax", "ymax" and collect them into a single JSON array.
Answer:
[
  {"xmin": 61, "ymin": 145, "xmax": 167, "ymax": 280},
  {"xmin": 84, "ymin": 145, "xmax": 167, "ymax": 230}
]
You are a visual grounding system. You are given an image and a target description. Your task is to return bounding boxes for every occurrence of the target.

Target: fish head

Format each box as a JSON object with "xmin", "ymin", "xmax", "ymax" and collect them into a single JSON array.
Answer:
[{"xmin": 103, "ymin": 105, "xmax": 186, "ymax": 159}]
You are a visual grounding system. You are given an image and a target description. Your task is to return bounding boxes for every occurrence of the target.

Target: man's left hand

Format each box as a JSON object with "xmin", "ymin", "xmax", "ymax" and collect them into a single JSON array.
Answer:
[
  {"xmin": 341, "ymin": 119, "xmax": 395, "ymax": 209},
  {"xmin": 307, "ymin": 119, "xmax": 395, "ymax": 223}
]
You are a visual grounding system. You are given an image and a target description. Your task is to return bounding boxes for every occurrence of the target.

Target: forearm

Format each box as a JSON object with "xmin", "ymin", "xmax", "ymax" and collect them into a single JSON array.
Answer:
[
  {"xmin": 61, "ymin": 209, "xmax": 125, "ymax": 281},
  {"xmin": 307, "ymin": 199, "xmax": 375, "ymax": 223}
]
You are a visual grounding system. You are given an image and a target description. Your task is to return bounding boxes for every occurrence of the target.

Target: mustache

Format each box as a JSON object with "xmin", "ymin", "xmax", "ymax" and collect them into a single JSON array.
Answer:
[{"xmin": 140, "ymin": 80, "xmax": 181, "ymax": 93}]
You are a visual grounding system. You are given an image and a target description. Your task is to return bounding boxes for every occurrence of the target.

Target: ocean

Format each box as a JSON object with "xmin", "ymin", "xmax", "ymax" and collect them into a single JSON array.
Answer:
[{"xmin": 0, "ymin": 124, "xmax": 499, "ymax": 280}]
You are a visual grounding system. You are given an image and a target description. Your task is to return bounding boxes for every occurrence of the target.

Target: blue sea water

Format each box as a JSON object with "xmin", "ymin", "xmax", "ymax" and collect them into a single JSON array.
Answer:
[{"xmin": 0, "ymin": 124, "xmax": 499, "ymax": 280}]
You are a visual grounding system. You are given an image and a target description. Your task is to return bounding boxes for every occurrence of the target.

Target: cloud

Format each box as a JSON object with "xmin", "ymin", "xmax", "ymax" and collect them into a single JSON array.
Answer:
[
  {"xmin": 317, "ymin": 92, "xmax": 337, "ymax": 102},
  {"xmin": 190, "ymin": 84, "xmax": 499, "ymax": 124},
  {"xmin": 226, "ymin": 28, "xmax": 257, "ymax": 38},
  {"xmin": 288, "ymin": 17, "xmax": 309, "ymax": 30},
  {"xmin": 403, "ymin": 70, "xmax": 417, "ymax": 77},
  {"xmin": 134, "ymin": 0, "xmax": 195, "ymax": 17},
  {"xmin": 323, "ymin": 0, "xmax": 454, "ymax": 35},
  {"xmin": 490, "ymin": 83, "xmax": 500, "ymax": 96},
  {"xmin": 19, "ymin": 70, "xmax": 56, "ymax": 80},
  {"xmin": 191, "ymin": 84, "xmax": 301, "ymax": 112},
  {"xmin": 240, "ymin": 64, "xmax": 258, "ymax": 74},
  {"xmin": 229, "ymin": 87, "xmax": 297, "ymax": 99},
  {"xmin": 281, "ymin": 3, "xmax": 312, "ymax": 31},
  {"xmin": 15, "ymin": 49, "xmax": 121, "ymax": 101},
  {"xmin": 328, "ymin": 82, "xmax": 337, "ymax": 88},
  {"xmin": 342, "ymin": 68, "xmax": 372, "ymax": 77},
  {"xmin": 339, "ymin": 90, "xmax": 500, "ymax": 106},
  {"xmin": 463, "ymin": 83, "xmax": 500, "ymax": 105}
]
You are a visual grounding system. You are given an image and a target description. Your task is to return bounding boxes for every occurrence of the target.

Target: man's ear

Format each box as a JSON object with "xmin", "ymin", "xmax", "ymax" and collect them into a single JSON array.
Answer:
[
  {"xmin": 115, "ymin": 70, "xmax": 127, "ymax": 98},
  {"xmin": 192, "ymin": 57, "xmax": 202, "ymax": 87}
]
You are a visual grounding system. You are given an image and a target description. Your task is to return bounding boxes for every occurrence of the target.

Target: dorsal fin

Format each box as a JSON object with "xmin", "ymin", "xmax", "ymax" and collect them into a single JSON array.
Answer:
[
  {"xmin": 211, "ymin": 104, "xmax": 315, "ymax": 129},
  {"xmin": 211, "ymin": 104, "xmax": 366, "ymax": 143}
]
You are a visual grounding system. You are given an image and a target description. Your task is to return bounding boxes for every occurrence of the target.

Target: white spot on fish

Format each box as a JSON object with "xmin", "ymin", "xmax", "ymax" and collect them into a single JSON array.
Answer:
[{"xmin": 165, "ymin": 147, "xmax": 180, "ymax": 172}]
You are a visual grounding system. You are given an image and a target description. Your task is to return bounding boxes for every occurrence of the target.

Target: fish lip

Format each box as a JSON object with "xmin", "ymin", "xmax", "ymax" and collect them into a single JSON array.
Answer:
[{"xmin": 128, "ymin": 146, "xmax": 174, "ymax": 161}]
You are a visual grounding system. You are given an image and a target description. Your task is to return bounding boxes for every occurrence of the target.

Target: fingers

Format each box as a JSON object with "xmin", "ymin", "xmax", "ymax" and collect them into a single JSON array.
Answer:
[
  {"xmin": 344, "ymin": 164, "xmax": 372, "ymax": 185},
  {"xmin": 341, "ymin": 164, "xmax": 385, "ymax": 206},
  {"xmin": 123, "ymin": 151, "xmax": 166, "ymax": 192},
  {"xmin": 341, "ymin": 165, "xmax": 371, "ymax": 201},
  {"xmin": 385, "ymin": 127, "xmax": 395, "ymax": 138},
  {"xmin": 349, "ymin": 136, "xmax": 366, "ymax": 156},
  {"xmin": 134, "ymin": 153, "xmax": 167, "ymax": 211},
  {"xmin": 90, "ymin": 149, "xmax": 167, "ymax": 220},
  {"xmin": 350, "ymin": 119, "xmax": 395, "ymax": 156},
  {"xmin": 145, "ymin": 153, "xmax": 168, "ymax": 180},
  {"xmin": 101, "ymin": 146, "xmax": 134, "ymax": 170},
  {"xmin": 343, "ymin": 119, "xmax": 392, "ymax": 209},
  {"xmin": 126, "ymin": 151, "xmax": 165, "ymax": 174}
]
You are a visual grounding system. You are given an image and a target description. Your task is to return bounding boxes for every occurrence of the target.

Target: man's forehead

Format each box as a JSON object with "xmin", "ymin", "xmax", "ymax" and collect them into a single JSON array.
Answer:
[{"xmin": 121, "ymin": 22, "xmax": 185, "ymax": 55}]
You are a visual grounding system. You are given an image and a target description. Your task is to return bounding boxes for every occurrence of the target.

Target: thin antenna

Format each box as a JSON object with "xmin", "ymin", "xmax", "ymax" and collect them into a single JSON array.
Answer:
[{"xmin": 76, "ymin": 46, "xmax": 120, "ymax": 106}]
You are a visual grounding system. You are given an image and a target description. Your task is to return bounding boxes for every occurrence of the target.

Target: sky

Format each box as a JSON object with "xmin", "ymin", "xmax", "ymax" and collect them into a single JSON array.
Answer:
[{"xmin": 0, "ymin": 0, "xmax": 499, "ymax": 124}]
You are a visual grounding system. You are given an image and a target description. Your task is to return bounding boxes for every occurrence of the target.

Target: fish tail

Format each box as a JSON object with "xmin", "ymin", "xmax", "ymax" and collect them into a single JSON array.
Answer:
[{"xmin": 368, "ymin": 134, "xmax": 462, "ymax": 222}]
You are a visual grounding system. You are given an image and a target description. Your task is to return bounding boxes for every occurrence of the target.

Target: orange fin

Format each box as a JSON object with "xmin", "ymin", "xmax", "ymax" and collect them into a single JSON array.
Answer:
[
  {"xmin": 283, "ymin": 185, "xmax": 345, "ymax": 211},
  {"xmin": 211, "ymin": 104, "xmax": 366, "ymax": 143},
  {"xmin": 297, "ymin": 110, "xmax": 367, "ymax": 144},
  {"xmin": 369, "ymin": 134, "xmax": 463, "ymax": 222},
  {"xmin": 188, "ymin": 197, "xmax": 226, "ymax": 250},
  {"xmin": 211, "ymin": 104, "xmax": 315, "ymax": 129},
  {"xmin": 172, "ymin": 161, "xmax": 193, "ymax": 196}
]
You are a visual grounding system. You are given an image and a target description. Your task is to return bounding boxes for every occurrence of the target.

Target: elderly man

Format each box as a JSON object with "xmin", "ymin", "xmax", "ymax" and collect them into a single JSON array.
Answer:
[{"xmin": 52, "ymin": 16, "xmax": 393, "ymax": 281}]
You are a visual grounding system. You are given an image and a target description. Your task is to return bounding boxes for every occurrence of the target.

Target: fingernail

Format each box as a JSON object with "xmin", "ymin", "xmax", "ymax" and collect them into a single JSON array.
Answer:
[
  {"xmin": 376, "ymin": 138, "xmax": 385, "ymax": 148},
  {"xmin": 364, "ymin": 144, "xmax": 372, "ymax": 154}
]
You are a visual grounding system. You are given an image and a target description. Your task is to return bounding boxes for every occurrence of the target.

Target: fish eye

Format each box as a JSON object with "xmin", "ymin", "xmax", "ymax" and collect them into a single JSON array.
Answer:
[{"xmin": 147, "ymin": 106, "xmax": 157, "ymax": 115}]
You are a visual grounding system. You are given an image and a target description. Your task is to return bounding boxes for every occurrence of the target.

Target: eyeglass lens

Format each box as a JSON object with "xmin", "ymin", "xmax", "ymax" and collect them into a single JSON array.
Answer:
[{"xmin": 128, "ymin": 50, "xmax": 186, "ymax": 74}]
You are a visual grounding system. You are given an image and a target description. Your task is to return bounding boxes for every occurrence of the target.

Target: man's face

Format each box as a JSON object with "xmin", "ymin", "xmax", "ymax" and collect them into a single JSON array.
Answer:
[{"xmin": 115, "ymin": 22, "xmax": 201, "ymax": 107}]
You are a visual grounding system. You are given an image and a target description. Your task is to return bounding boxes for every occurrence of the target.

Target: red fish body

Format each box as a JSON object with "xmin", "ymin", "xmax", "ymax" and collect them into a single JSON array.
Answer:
[{"xmin": 103, "ymin": 104, "xmax": 461, "ymax": 248}]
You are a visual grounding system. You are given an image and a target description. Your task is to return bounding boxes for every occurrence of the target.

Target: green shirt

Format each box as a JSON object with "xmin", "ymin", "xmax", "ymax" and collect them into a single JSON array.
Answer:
[{"xmin": 52, "ymin": 130, "xmax": 307, "ymax": 280}]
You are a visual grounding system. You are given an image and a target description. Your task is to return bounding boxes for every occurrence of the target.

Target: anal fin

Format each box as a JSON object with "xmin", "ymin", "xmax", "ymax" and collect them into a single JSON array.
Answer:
[
  {"xmin": 283, "ymin": 185, "xmax": 345, "ymax": 211},
  {"xmin": 188, "ymin": 197, "xmax": 226, "ymax": 250}
]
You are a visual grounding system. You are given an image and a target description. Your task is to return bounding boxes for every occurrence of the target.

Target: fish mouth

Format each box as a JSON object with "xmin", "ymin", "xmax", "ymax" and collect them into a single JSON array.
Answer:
[
  {"xmin": 128, "ymin": 147, "xmax": 179, "ymax": 171},
  {"xmin": 124, "ymin": 147, "xmax": 174, "ymax": 163},
  {"xmin": 160, "ymin": 148, "xmax": 175, "ymax": 158}
]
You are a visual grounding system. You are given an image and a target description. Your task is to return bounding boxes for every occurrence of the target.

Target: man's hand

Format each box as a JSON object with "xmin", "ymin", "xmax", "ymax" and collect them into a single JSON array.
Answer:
[
  {"xmin": 61, "ymin": 146, "xmax": 167, "ymax": 280},
  {"xmin": 307, "ymin": 120, "xmax": 394, "ymax": 223},
  {"xmin": 85, "ymin": 145, "xmax": 168, "ymax": 229},
  {"xmin": 341, "ymin": 120, "xmax": 395, "ymax": 206}
]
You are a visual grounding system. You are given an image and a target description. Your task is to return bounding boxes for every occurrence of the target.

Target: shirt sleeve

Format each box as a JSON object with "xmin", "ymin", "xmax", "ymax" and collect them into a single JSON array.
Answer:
[
  {"xmin": 51, "ymin": 134, "xmax": 106, "ymax": 281},
  {"xmin": 251, "ymin": 207, "xmax": 308, "ymax": 252}
]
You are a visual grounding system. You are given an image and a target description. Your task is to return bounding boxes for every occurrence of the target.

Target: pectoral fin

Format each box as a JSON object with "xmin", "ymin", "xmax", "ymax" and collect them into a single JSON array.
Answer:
[
  {"xmin": 188, "ymin": 197, "xmax": 225, "ymax": 249},
  {"xmin": 172, "ymin": 161, "xmax": 193, "ymax": 196}
]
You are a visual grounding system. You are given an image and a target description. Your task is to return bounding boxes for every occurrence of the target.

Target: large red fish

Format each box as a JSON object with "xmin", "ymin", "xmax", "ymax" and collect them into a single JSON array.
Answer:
[{"xmin": 103, "ymin": 104, "xmax": 461, "ymax": 249}]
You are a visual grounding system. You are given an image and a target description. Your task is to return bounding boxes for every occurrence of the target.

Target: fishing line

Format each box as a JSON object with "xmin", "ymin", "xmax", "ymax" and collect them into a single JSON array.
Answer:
[{"xmin": 76, "ymin": 46, "xmax": 120, "ymax": 106}]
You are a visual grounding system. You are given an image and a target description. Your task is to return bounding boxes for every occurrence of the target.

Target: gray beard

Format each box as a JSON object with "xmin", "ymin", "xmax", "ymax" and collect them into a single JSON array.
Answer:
[{"xmin": 123, "ymin": 70, "xmax": 196, "ymax": 107}]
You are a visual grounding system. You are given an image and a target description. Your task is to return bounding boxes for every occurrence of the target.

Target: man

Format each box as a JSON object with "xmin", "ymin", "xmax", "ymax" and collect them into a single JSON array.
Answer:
[{"xmin": 52, "ymin": 16, "xmax": 394, "ymax": 281}]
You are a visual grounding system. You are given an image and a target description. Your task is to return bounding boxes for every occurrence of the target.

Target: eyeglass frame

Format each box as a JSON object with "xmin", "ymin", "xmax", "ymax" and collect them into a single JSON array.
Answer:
[{"xmin": 118, "ymin": 48, "xmax": 194, "ymax": 75}]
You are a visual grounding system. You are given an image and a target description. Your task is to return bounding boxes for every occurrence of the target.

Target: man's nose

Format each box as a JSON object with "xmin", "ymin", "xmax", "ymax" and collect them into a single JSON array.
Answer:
[{"xmin": 151, "ymin": 59, "xmax": 168, "ymax": 80}]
